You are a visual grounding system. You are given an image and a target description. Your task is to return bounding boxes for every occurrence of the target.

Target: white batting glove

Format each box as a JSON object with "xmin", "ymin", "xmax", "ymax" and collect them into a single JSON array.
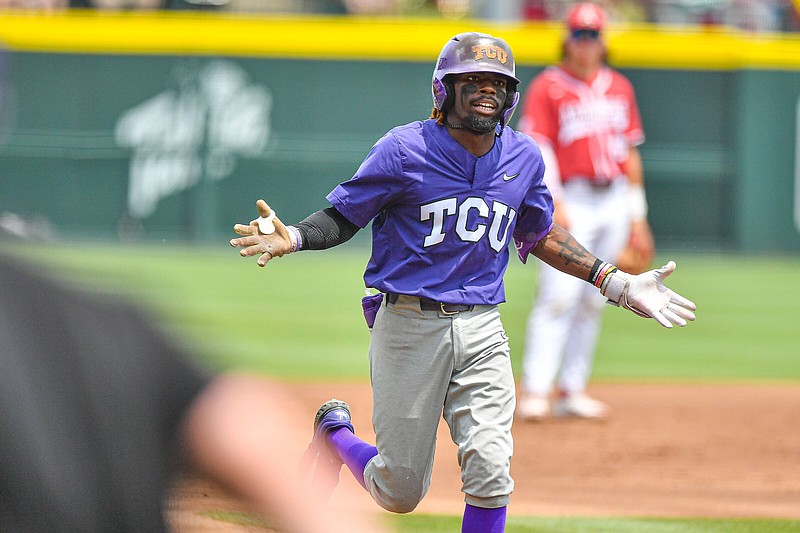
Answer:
[{"xmin": 601, "ymin": 261, "xmax": 697, "ymax": 328}]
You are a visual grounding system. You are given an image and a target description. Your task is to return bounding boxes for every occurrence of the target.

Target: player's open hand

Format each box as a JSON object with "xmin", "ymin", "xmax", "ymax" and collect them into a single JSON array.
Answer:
[
  {"xmin": 602, "ymin": 261, "xmax": 697, "ymax": 328},
  {"xmin": 230, "ymin": 199, "xmax": 293, "ymax": 267}
]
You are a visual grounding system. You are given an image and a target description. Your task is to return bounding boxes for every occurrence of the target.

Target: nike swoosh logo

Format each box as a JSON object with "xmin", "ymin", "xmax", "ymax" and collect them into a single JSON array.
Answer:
[{"xmin": 502, "ymin": 172, "xmax": 520, "ymax": 181}]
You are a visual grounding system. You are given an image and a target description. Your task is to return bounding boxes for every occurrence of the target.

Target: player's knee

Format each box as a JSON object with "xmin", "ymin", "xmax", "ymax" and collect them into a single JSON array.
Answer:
[
  {"xmin": 385, "ymin": 480, "xmax": 426, "ymax": 513},
  {"xmin": 371, "ymin": 470, "xmax": 426, "ymax": 514},
  {"xmin": 381, "ymin": 491, "xmax": 423, "ymax": 514}
]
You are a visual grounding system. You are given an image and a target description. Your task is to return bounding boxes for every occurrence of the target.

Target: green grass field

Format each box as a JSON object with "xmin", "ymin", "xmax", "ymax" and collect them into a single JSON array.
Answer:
[
  {"xmin": 5, "ymin": 241, "xmax": 800, "ymax": 532},
  {"xmin": 8, "ymin": 242, "xmax": 799, "ymax": 382}
]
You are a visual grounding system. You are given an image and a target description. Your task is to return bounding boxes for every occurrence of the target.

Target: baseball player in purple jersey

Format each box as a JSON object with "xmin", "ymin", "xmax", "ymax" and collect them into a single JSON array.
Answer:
[{"xmin": 230, "ymin": 32, "xmax": 696, "ymax": 533}]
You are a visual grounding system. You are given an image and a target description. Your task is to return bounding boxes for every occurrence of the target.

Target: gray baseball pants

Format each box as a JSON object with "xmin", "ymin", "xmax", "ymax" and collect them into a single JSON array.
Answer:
[{"xmin": 362, "ymin": 294, "xmax": 515, "ymax": 512}]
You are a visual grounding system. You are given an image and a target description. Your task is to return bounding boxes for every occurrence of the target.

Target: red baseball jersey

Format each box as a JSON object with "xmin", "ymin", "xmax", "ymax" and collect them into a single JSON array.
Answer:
[{"xmin": 518, "ymin": 65, "xmax": 644, "ymax": 184}]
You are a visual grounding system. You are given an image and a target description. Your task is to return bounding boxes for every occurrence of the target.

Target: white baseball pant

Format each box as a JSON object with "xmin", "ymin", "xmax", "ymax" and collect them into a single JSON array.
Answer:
[{"xmin": 522, "ymin": 179, "xmax": 631, "ymax": 396}]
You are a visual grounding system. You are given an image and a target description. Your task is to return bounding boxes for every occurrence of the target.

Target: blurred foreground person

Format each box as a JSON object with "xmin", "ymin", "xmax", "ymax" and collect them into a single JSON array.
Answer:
[{"xmin": 0, "ymin": 251, "xmax": 386, "ymax": 533}]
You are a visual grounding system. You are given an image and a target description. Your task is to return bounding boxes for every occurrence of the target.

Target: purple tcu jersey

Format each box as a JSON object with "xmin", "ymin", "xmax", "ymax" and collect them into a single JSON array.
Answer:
[{"xmin": 327, "ymin": 119, "xmax": 554, "ymax": 305}]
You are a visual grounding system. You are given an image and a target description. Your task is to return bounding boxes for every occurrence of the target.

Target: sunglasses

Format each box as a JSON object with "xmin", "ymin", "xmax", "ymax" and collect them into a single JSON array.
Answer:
[{"xmin": 570, "ymin": 29, "xmax": 601, "ymax": 40}]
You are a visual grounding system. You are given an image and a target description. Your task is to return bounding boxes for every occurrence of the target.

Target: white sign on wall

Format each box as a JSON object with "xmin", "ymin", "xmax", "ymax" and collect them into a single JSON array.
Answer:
[{"xmin": 115, "ymin": 59, "xmax": 272, "ymax": 219}]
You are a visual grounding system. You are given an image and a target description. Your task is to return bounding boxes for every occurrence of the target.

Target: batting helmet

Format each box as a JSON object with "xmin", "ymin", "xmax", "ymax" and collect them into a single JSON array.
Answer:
[
  {"xmin": 431, "ymin": 32, "xmax": 520, "ymax": 128},
  {"xmin": 566, "ymin": 2, "xmax": 607, "ymax": 32}
]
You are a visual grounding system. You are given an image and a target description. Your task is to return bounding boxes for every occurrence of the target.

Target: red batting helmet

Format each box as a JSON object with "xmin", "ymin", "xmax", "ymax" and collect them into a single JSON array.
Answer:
[{"xmin": 566, "ymin": 2, "xmax": 607, "ymax": 32}]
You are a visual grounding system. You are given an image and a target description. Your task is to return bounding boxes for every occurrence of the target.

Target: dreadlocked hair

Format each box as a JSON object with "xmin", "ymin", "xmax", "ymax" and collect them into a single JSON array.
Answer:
[{"xmin": 430, "ymin": 107, "xmax": 446, "ymax": 125}]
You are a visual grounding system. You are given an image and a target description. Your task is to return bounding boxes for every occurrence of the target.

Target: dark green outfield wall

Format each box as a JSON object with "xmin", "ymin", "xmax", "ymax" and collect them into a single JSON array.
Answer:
[{"xmin": 0, "ymin": 14, "xmax": 798, "ymax": 252}]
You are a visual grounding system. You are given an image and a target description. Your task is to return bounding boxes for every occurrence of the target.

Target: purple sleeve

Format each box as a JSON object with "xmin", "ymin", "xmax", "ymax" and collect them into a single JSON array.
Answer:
[
  {"xmin": 513, "ymin": 145, "xmax": 555, "ymax": 264},
  {"xmin": 514, "ymin": 221, "xmax": 553, "ymax": 264},
  {"xmin": 326, "ymin": 132, "xmax": 406, "ymax": 228}
]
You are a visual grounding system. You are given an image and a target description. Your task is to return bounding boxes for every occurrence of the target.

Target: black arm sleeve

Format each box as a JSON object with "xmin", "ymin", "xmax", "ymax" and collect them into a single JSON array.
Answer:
[{"xmin": 294, "ymin": 206, "xmax": 360, "ymax": 250}]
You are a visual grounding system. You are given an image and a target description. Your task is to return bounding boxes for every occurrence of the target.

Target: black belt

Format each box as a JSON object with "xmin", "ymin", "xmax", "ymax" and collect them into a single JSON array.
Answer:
[
  {"xmin": 566, "ymin": 177, "xmax": 617, "ymax": 189},
  {"xmin": 385, "ymin": 293, "xmax": 474, "ymax": 315}
]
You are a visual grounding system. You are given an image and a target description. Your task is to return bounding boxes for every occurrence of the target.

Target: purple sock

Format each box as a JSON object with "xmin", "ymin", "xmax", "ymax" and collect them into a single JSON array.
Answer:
[
  {"xmin": 328, "ymin": 427, "xmax": 378, "ymax": 490},
  {"xmin": 461, "ymin": 504, "xmax": 506, "ymax": 533}
]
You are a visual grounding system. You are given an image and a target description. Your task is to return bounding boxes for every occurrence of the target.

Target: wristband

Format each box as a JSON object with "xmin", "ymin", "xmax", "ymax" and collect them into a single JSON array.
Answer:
[
  {"xmin": 628, "ymin": 183, "xmax": 648, "ymax": 220},
  {"xmin": 588, "ymin": 260, "xmax": 618, "ymax": 289},
  {"xmin": 286, "ymin": 225, "xmax": 303, "ymax": 253}
]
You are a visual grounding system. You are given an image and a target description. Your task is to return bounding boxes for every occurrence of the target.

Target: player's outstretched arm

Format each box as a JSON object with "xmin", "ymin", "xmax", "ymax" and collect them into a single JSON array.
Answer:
[
  {"xmin": 231, "ymin": 201, "xmax": 360, "ymax": 267},
  {"xmin": 230, "ymin": 199, "xmax": 295, "ymax": 267},
  {"xmin": 531, "ymin": 224, "xmax": 696, "ymax": 328}
]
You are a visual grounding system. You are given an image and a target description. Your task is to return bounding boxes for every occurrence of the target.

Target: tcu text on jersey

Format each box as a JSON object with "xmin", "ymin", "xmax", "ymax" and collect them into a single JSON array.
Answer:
[{"xmin": 420, "ymin": 197, "xmax": 517, "ymax": 252}]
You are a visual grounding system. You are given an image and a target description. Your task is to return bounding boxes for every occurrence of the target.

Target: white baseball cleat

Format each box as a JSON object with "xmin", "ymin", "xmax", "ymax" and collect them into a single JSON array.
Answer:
[
  {"xmin": 516, "ymin": 393, "xmax": 550, "ymax": 421},
  {"xmin": 551, "ymin": 393, "xmax": 608, "ymax": 419}
]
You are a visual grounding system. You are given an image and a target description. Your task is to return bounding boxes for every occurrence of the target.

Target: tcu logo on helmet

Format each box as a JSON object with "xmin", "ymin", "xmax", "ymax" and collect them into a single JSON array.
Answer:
[
  {"xmin": 420, "ymin": 197, "xmax": 517, "ymax": 252},
  {"xmin": 472, "ymin": 45, "xmax": 508, "ymax": 64}
]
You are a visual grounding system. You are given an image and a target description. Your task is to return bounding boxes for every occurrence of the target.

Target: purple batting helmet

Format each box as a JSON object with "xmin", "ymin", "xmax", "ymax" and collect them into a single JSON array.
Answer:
[{"xmin": 432, "ymin": 32, "xmax": 520, "ymax": 127}]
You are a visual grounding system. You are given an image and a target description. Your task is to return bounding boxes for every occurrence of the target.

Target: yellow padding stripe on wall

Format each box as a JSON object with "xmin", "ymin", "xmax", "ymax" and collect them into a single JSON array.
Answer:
[{"xmin": 0, "ymin": 11, "xmax": 798, "ymax": 70}]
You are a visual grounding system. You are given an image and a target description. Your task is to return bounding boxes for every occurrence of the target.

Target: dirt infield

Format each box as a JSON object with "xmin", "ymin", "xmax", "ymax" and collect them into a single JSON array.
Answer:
[{"xmin": 169, "ymin": 382, "xmax": 800, "ymax": 531}]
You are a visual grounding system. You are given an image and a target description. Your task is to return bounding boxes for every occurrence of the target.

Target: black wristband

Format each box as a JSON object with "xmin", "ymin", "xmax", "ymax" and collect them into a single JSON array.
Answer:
[{"xmin": 587, "ymin": 258, "xmax": 603, "ymax": 284}]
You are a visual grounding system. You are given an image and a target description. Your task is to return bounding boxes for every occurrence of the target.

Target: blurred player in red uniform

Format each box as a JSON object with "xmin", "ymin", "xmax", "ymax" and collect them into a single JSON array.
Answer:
[{"xmin": 517, "ymin": 2, "xmax": 655, "ymax": 421}]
